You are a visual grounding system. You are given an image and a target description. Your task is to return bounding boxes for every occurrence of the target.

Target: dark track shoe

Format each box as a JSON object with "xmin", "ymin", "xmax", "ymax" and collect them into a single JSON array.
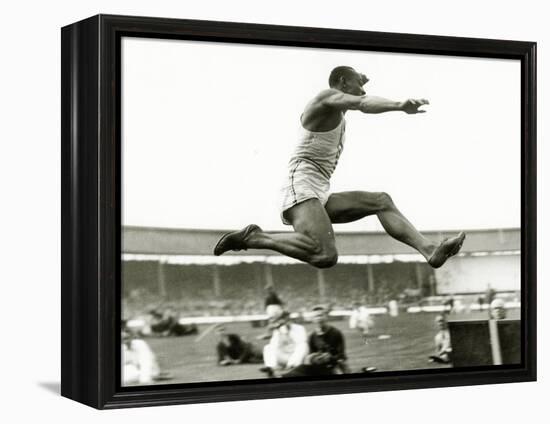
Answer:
[
  {"xmin": 213, "ymin": 224, "xmax": 262, "ymax": 256},
  {"xmin": 428, "ymin": 232, "xmax": 466, "ymax": 268}
]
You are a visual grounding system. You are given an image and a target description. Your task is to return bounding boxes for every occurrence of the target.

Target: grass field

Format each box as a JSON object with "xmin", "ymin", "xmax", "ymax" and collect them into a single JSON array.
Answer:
[{"xmin": 138, "ymin": 309, "xmax": 519, "ymax": 385}]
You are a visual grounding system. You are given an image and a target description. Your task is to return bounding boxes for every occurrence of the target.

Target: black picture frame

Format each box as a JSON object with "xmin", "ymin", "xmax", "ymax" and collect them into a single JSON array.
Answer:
[{"xmin": 61, "ymin": 14, "xmax": 537, "ymax": 409}]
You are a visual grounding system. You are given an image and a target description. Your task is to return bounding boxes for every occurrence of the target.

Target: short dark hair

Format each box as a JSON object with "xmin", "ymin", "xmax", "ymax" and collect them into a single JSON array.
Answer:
[
  {"xmin": 329, "ymin": 66, "xmax": 355, "ymax": 88},
  {"xmin": 311, "ymin": 304, "xmax": 329, "ymax": 314}
]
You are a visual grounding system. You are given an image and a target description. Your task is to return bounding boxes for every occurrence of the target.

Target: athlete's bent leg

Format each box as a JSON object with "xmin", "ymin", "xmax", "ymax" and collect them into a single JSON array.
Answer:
[
  {"xmin": 326, "ymin": 191, "xmax": 435, "ymax": 257},
  {"xmin": 213, "ymin": 199, "xmax": 338, "ymax": 268},
  {"xmin": 325, "ymin": 191, "xmax": 464, "ymax": 268}
]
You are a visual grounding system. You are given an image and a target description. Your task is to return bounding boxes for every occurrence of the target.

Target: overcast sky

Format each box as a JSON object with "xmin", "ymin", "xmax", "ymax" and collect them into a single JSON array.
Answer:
[{"xmin": 122, "ymin": 37, "xmax": 520, "ymax": 232}]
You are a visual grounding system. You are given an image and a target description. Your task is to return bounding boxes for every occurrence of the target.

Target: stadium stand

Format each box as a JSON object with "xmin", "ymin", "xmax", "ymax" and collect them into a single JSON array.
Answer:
[{"xmin": 122, "ymin": 227, "xmax": 521, "ymax": 321}]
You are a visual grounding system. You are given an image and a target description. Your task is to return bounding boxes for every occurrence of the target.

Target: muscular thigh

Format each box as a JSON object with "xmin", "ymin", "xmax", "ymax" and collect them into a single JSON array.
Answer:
[
  {"xmin": 285, "ymin": 198, "xmax": 336, "ymax": 250},
  {"xmin": 325, "ymin": 191, "xmax": 387, "ymax": 224}
]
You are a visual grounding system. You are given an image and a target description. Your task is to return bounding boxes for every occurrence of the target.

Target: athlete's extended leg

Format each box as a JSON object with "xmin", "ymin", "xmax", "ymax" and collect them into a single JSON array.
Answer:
[
  {"xmin": 325, "ymin": 191, "xmax": 465, "ymax": 268},
  {"xmin": 214, "ymin": 199, "xmax": 338, "ymax": 268}
]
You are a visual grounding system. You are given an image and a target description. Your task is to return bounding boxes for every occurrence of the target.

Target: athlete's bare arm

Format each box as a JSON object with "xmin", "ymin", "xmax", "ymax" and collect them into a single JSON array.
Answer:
[
  {"xmin": 318, "ymin": 89, "xmax": 429, "ymax": 114},
  {"xmin": 302, "ymin": 89, "xmax": 429, "ymax": 132}
]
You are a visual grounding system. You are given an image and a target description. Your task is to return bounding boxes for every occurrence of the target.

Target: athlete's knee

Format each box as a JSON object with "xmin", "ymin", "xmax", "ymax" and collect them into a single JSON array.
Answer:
[
  {"xmin": 310, "ymin": 249, "xmax": 338, "ymax": 268},
  {"xmin": 374, "ymin": 192, "xmax": 395, "ymax": 210}
]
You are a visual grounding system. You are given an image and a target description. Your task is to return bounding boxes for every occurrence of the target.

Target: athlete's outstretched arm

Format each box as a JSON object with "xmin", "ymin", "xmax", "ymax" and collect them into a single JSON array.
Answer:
[
  {"xmin": 319, "ymin": 89, "xmax": 429, "ymax": 114},
  {"xmin": 360, "ymin": 96, "xmax": 429, "ymax": 114}
]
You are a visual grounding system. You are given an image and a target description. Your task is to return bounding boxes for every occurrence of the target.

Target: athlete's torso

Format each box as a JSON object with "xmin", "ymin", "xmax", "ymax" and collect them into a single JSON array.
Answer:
[
  {"xmin": 435, "ymin": 330, "xmax": 451, "ymax": 351},
  {"xmin": 275, "ymin": 324, "xmax": 306, "ymax": 353},
  {"xmin": 289, "ymin": 117, "xmax": 346, "ymax": 179}
]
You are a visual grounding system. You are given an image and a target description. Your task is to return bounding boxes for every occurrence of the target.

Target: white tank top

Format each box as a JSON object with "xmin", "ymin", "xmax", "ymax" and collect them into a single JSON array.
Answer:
[{"xmin": 289, "ymin": 118, "xmax": 346, "ymax": 179}]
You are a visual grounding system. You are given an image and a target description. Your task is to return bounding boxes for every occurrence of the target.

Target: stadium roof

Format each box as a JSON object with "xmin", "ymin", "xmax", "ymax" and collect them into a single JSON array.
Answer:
[{"xmin": 123, "ymin": 226, "xmax": 520, "ymax": 256}]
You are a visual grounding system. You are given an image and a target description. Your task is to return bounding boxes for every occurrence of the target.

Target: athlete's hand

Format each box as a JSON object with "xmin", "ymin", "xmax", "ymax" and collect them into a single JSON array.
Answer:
[
  {"xmin": 400, "ymin": 98, "xmax": 429, "ymax": 114},
  {"xmin": 308, "ymin": 352, "xmax": 332, "ymax": 365}
]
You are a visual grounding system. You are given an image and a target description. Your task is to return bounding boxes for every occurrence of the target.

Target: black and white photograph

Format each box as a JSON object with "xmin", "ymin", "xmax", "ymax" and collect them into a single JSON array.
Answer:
[
  {"xmin": 120, "ymin": 37, "xmax": 522, "ymax": 386},
  {"xmin": 3, "ymin": 0, "xmax": 546, "ymax": 420}
]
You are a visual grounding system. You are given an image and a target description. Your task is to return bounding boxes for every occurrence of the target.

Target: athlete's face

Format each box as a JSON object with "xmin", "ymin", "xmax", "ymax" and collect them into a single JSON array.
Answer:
[
  {"xmin": 312, "ymin": 312, "xmax": 328, "ymax": 330},
  {"xmin": 343, "ymin": 70, "xmax": 368, "ymax": 96},
  {"xmin": 435, "ymin": 317, "xmax": 447, "ymax": 330}
]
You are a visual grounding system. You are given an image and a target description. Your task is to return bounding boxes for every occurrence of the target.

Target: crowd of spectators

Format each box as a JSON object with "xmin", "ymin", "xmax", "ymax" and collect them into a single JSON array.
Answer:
[
  {"xmin": 123, "ymin": 263, "xmax": 520, "ymax": 320},
  {"xmin": 123, "ymin": 284, "xmax": 444, "ymax": 320}
]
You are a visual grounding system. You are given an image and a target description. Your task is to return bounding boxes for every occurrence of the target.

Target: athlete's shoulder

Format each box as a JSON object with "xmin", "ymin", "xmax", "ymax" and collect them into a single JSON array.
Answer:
[
  {"xmin": 327, "ymin": 324, "xmax": 341, "ymax": 333},
  {"xmin": 327, "ymin": 325, "xmax": 344, "ymax": 339},
  {"xmin": 305, "ymin": 89, "xmax": 344, "ymax": 115},
  {"xmin": 313, "ymin": 88, "xmax": 341, "ymax": 103},
  {"xmin": 291, "ymin": 322, "xmax": 307, "ymax": 334}
]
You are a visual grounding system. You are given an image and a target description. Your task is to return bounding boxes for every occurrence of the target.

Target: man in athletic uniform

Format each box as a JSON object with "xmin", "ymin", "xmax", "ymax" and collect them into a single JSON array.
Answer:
[
  {"xmin": 214, "ymin": 66, "xmax": 465, "ymax": 269},
  {"xmin": 349, "ymin": 301, "xmax": 373, "ymax": 343}
]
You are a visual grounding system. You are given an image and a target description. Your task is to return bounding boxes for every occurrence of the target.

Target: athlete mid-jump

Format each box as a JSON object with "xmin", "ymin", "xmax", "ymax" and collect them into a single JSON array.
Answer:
[{"xmin": 214, "ymin": 66, "xmax": 465, "ymax": 269}]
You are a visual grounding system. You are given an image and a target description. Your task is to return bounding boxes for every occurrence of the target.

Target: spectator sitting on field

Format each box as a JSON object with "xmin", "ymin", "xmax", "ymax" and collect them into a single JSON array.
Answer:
[
  {"xmin": 428, "ymin": 314, "xmax": 452, "ymax": 364},
  {"xmin": 149, "ymin": 307, "xmax": 198, "ymax": 337},
  {"xmin": 261, "ymin": 310, "xmax": 309, "ymax": 377},
  {"xmin": 215, "ymin": 325, "xmax": 263, "ymax": 366},
  {"xmin": 284, "ymin": 305, "xmax": 350, "ymax": 377},
  {"xmin": 122, "ymin": 321, "xmax": 172, "ymax": 385}
]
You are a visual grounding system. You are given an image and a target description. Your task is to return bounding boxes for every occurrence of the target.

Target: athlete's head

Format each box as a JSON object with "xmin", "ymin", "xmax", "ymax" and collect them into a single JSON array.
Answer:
[
  {"xmin": 215, "ymin": 325, "xmax": 231, "ymax": 344},
  {"xmin": 435, "ymin": 314, "xmax": 448, "ymax": 330},
  {"xmin": 329, "ymin": 66, "xmax": 368, "ymax": 96},
  {"xmin": 490, "ymin": 299, "xmax": 507, "ymax": 320},
  {"xmin": 311, "ymin": 305, "xmax": 329, "ymax": 332},
  {"xmin": 269, "ymin": 310, "xmax": 290, "ymax": 330}
]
